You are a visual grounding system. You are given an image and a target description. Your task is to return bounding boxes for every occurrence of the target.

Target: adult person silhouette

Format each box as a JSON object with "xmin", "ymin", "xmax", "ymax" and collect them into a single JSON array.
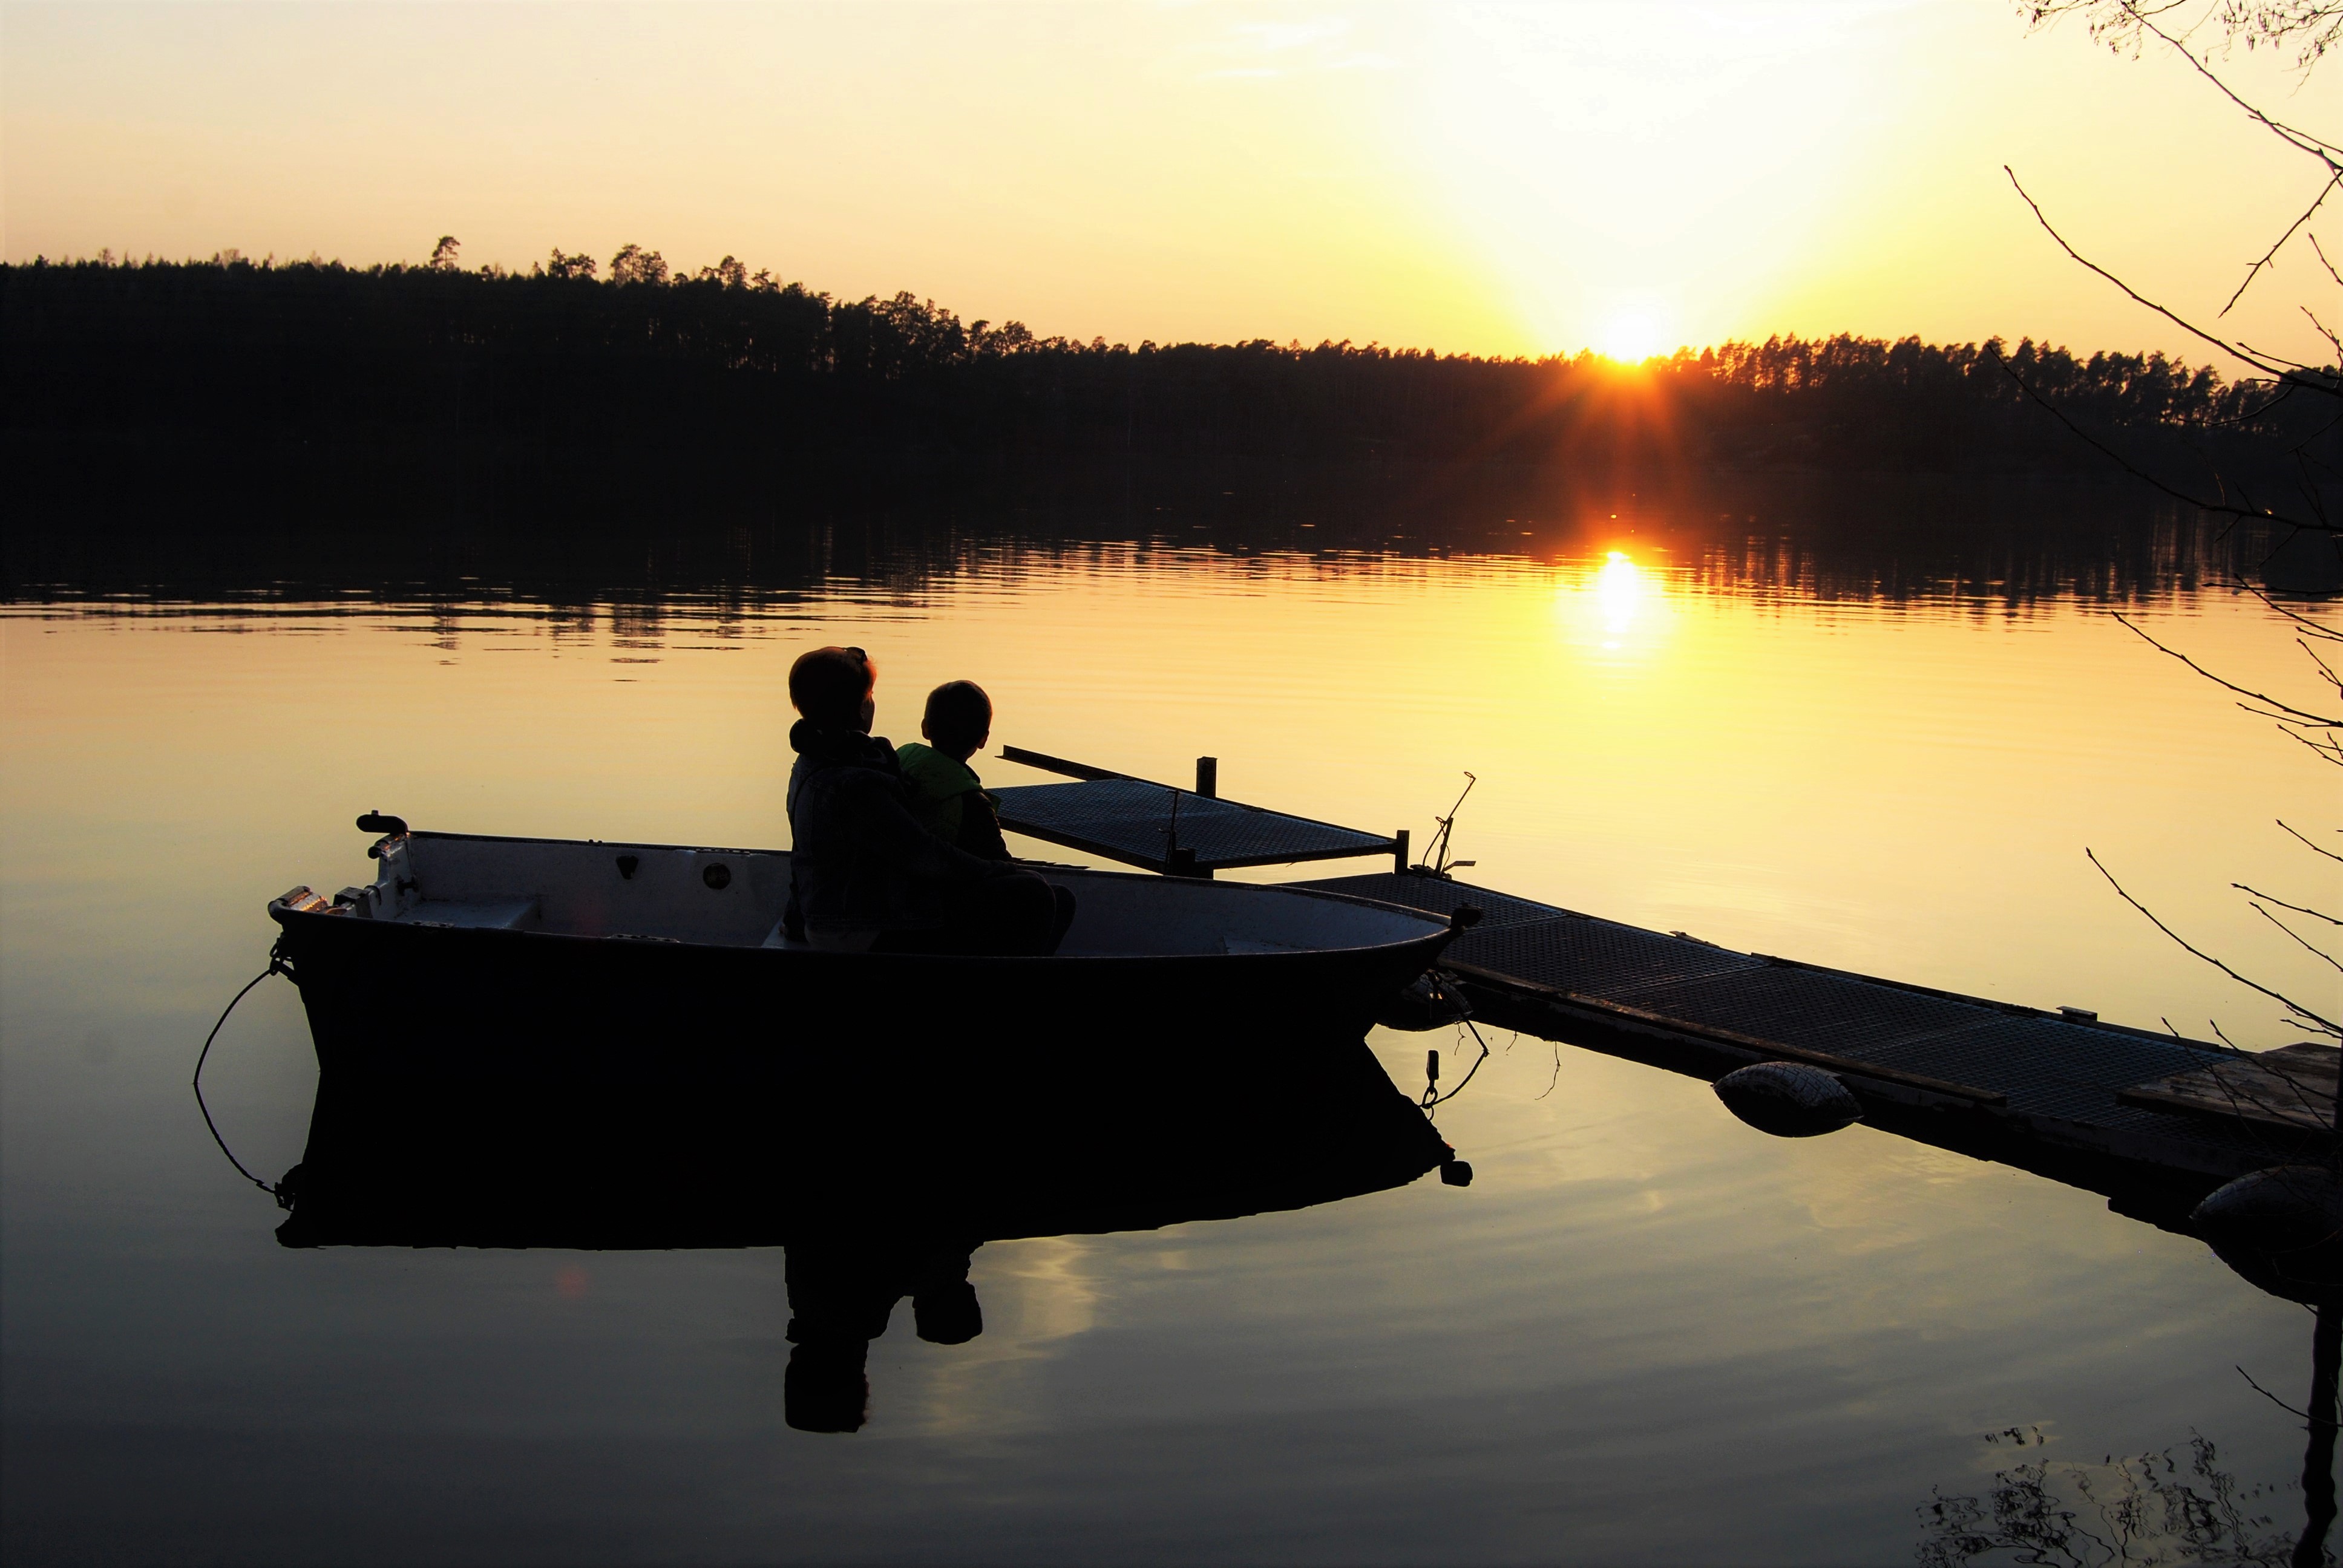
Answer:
[{"xmin": 783, "ymin": 646, "xmax": 1072, "ymax": 955}]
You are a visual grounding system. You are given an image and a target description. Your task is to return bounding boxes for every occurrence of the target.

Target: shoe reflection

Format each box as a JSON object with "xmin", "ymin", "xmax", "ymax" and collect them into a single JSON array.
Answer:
[{"xmin": 784, "ymin": 1235, "xmax": 980, "ymax": 1433}]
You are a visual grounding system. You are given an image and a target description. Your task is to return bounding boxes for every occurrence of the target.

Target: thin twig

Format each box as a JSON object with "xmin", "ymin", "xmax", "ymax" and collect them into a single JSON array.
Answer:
[
  {"xmin": 2276, "ymin": 722, "xmax": 2343, "ymax": 764},
  {"xmin": 2221, "ymin": 171, "xmax": 2342, "ymax": 316},
  {"xmin": 2236, "ymin": 882, "xmax": 2343, "ymax": 926},
  {"xmin": 2298, "ymin": 636, "xmax": 2343, "ymax": 695},
  {"xmin": 2302, "ymin": 304, "xmax": 2343, "ymax": 362},
  {"xmin": 2088, "ymin": 848, "xmax": 2343, "ymax": 1034},
  {"xmin": 2313, "ymin": 235, "xmax": 2343, "ymax": 292},
  {"xmin": 2123, "ymin": 2, "xmax": 2343, "ymax": 163},
  {"xmin": 2279, "ymin": 819, "xmax": 2343, "ymax": 864},
  {"xmin": 2112, "ymin": 610, "xmax": 2342, "ymax": 725},
  {"xmin": 2005, "ymin": 166, "xmax": 2290, "ymax": 377},
  {"xmin": 2240, "ymin": 1364, "xmax": 2328, "ymax": 1426},
  {"xmin": 2246, "ymin": 900, "xmax": 2343, "ymax": 973},
  {"xmin": 2243, "ymin": 582, "xmax": 2343, "ymax": 642},
  {"xmin": 1986, "ymin": 348, "xmax": 2333, "ymax": 533}
]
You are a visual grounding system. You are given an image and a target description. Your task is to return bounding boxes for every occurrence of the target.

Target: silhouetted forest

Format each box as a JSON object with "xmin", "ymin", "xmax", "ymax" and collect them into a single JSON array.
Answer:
[{"xmin": 5, "ymin": 249, "xmax": 2333, "ymax": 481}]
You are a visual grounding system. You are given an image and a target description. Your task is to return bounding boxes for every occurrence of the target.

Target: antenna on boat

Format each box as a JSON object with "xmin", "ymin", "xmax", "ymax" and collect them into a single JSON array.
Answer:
[{"xmin": 1421, "ymin": 772, "xmax": 1477, "ymax": 877}]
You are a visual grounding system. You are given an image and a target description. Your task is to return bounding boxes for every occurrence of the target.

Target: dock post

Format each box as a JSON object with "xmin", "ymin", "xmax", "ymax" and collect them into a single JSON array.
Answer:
[
  {"xmin": 1195, "ymin": 757, "xmax": 1217, "ymax": 798},
  {"xmin": 1394, "ymin": 829, "xmax": 1410, "ymax": 874}
]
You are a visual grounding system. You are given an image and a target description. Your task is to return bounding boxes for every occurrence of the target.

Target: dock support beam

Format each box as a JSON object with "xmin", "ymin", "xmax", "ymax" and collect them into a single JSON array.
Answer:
[
  {"xmin": 1394, "ymin": 829, "xmax": 1410, "ymax": 874},
  {"xmin": 1195, "ymin": 756, "xmax": 1217, "ymax": 799}
]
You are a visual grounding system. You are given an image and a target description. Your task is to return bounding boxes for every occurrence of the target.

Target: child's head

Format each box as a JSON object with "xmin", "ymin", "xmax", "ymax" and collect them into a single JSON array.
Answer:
[
  {"xmin": 790, "ymin": 645, "xmax": 876, "ymax": 732},
  {"xmin": 920, "ymin": 680, "xmax": 992, "ymax": 761}
]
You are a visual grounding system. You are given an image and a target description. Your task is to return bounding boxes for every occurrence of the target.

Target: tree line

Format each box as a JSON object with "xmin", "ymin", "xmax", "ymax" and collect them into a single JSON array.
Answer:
[{"xmin": 5, "ymin": 246, "xmax": 2328, "ymax": 477}]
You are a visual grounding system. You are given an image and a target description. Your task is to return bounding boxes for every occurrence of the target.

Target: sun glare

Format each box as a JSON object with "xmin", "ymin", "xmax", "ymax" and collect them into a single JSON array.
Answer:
[
  {"xmin": 1595, "ymin": 550, "xmax": 1645, "ymax": 639},
  {"xmin": 1597, "ymin": 312, "xmax": 1668, "ymax": 364},
  {"xmin": 1554, "ymin": 548, "xmax": 1667, "ymax": 659}
]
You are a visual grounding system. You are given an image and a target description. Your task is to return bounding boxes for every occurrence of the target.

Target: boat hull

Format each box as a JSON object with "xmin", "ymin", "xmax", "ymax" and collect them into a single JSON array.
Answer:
[{"xmin": 269, "ymin": 892, "xmax": 1451, "ymax": 1089}]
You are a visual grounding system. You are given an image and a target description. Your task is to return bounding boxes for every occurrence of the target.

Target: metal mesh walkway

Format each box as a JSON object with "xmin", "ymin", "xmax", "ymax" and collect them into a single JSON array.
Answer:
[
  {"xmin": 1300, "ymin": 870, "xmax": 2292, "ymax": 1177},
  {"xmin": 995, "ymin": 777, "xmax": 1395, "ymax": 874}
]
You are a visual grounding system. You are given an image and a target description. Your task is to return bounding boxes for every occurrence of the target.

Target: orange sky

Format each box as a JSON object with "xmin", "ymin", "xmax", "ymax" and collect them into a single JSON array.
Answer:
[{"xmin": 3, "ymin": 2, "xmax": 2333, "ymax": 368}]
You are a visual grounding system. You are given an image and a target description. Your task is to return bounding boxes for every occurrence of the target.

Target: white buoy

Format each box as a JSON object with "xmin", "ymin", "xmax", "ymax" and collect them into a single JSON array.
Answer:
[{"xmin": 1714, "ymin": 1061, "xmax": 1863, "ymax": 1138}]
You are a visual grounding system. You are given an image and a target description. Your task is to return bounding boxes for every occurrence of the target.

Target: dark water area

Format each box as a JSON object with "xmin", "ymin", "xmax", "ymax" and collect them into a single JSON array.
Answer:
[
  {"xmin": 5, "ymin": 466, "xmax": 2340, "ymax": 1563},
  {"xmin": 8, "ymin": 451, "xmax": 2333, "ymax": 609}
]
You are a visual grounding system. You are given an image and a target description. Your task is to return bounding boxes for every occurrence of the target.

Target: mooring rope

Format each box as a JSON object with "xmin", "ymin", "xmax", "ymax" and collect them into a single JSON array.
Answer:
[
  {"xmin": 1420, "ymin": 976, "xmax": 1492, "ymax": 1111},
  {"xmin": 191, "ymin": 936, "xmax": 295, "ymax": 1203}
]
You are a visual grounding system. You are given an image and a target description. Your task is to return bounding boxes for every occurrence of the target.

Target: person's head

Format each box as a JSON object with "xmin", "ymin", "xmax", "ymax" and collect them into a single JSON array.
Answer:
[
  {"xmin": 790, "ymin": 645, "xmax": 876, "ymax": 733},
  {"xmin": 920, "ymin": 680, "xmax": 992, "ymax": 762}
]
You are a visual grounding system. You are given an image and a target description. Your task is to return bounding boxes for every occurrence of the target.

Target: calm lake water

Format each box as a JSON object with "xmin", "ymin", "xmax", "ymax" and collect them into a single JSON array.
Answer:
[{"xmin": 4, "ymin": 477, "xmax": 2339, "ymax": 1563}]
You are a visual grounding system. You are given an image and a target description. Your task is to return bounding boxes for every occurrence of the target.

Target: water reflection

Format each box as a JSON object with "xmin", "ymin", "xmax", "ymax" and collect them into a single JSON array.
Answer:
[
  {"xmin": 8, "ymin": 469, "xmax": 2337, "ymax": 1561},
  {"xmin": 1920, "ymin": 1429, "xmax": 2310, "ymax": 1568},
  {"xmin": 270, "ymin": 1032, "xmax": 1453, "ymax": 1434},
  {"xmin": 4, "ymin": 472, "xmax": 2321, "ymax": 616},
  {"xmin": 1906, "ymin": 1215, "xmax": 2342, "ymax": 1566}
]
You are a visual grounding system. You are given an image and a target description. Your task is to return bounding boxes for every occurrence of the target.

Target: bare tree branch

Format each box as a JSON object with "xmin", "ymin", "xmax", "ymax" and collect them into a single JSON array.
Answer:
[
  {"xmin": 2246, "ymin": 898, "xmax": 2343, "ymax": 971},
  {"xmin": 2237, "ymin": 881, "xmax": 2343, "ymax": 923},
  {"xmin": 2302, "ymin": 304, "xmax": 2343, "ymax": 361},
  {"xmin": 2112, "ymin": 610, "xmax": 2343, "ymax": 724},
  {"xmin": 2221, "ymin": 171, "xmax": 2342, "ymax": 315},
  {"xmin": 2088, "ymin": 848, "xmax": 2343, "ymax": 1033},
  {"xmin": 2280, "ymin": 818, "xmax": 2343, "ymax": 861},
  {"xmin": 2273, "ymin": 715, "xmax": 2343, "ymax": 762},
  {"xmin": 2129, "ymin": 3, "xmax": 2343, "ymax": 161},
  {"xmin": 2314, "ymin": 233, "xmax": 2343, "ymax": 290},
  {"xmin": 1985, "ymin": 347, "xmax": 2336, "ymax": 532},
  {"xmin": 2243, "ymin": 582, "xmax": 2343, "ymax": 639},
  {"xmin": 2240, "ymin": 1363, "xmax": 2327, "ymax": 1425},
  {"xmin": 2005, "ymin": 167, "xmax": 2296, "ymax": 377}
]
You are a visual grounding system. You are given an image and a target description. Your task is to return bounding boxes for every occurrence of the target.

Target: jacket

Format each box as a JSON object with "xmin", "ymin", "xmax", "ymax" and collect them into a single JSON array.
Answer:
[
  {"xmin": 785, "ymin": 720, "xmax": 1002, "ymax": 937},
  {"xmin": 896, "ymin": 742, "xmax": 1011, "ymax": 860}
]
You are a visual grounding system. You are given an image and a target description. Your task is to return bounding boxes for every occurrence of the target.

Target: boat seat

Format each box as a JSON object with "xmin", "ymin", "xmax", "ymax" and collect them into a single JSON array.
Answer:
[{"xmin": 398, "ymin": 897, "xmax": 543, "ymax": 931}]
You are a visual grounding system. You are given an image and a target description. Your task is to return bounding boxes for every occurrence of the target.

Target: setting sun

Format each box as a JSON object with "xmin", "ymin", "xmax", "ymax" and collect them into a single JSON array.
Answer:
[{"xmin": 1598, "ymin": 311, "xmax": 1669, "ymax": 364}]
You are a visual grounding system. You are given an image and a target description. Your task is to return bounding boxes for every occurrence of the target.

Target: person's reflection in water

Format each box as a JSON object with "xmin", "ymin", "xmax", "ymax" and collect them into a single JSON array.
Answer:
[{"xmin": 783, "ymin": 1235, "xmax": 983, "ymax": 1434}]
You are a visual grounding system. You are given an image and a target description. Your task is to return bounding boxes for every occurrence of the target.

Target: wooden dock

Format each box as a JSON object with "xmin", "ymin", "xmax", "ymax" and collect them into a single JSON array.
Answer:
[{"xmin": 994, "ymin": 749, "xmax": 2335, "ymax": 1197}]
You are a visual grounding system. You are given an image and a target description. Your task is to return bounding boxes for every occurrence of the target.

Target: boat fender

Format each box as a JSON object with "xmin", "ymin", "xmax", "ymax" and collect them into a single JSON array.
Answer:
[
  {"xmin": 1448, "ymin": 904, "xmax": 1484, "ymax": 933},
  {"xmin": 615, "ymin": 855, "xmax": 639, "ymax": 880},
  {"xmin": 1713, "ymin": 1062, "xmax": 1863, "ymax": 1138},
  {"xmin": 2192, "ymin": 1166, "xmax": 2343, "ymax": 1292},
  {"xmin": 1440, "ymin": 1158, "xmax": 1474, "ymax": 1187}
]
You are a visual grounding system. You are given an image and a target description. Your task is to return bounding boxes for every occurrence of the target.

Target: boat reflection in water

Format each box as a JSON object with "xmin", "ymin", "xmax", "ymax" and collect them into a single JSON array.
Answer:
[{"xmin": 270, "ymin": 1024, "xmax": 1460, "ymax": 1434}]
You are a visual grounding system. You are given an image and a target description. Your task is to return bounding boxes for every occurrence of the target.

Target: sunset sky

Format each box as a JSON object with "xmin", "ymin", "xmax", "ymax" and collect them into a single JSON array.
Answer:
[{"xmin": 4, "ymin": 2, "xmax": 2333, "ymax": 368}]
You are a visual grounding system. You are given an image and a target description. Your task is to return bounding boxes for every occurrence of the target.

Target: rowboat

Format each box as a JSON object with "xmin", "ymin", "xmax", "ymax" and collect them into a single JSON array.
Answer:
[{"xmin": 266, "ymin": 818, "xmax": 1465, "ymax": 1086}]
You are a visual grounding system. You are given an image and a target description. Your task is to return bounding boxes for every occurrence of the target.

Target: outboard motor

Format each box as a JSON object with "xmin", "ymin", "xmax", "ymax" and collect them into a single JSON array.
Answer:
[{"xmin": 1713, "ymin": 1061, "xmax": 1863, "ymax": 1138}]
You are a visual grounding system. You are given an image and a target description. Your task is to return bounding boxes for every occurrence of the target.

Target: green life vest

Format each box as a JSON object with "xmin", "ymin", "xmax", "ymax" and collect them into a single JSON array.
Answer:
[{"xmin": 896, "ymin": 742, "xmax": 987, "ymax": 843}]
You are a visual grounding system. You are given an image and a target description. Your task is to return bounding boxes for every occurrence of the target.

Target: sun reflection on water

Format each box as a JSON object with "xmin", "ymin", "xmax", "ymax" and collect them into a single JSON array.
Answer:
[{"xmin": 1556, "ymin": 547, "xmax": 1668, "ymax": 656}]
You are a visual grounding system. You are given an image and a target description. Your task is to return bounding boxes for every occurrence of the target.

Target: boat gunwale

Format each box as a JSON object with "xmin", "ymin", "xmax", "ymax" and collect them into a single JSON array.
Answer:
[{"xmin": 277, "ymin": 830, "xmax": 1460, "ymax": 963}]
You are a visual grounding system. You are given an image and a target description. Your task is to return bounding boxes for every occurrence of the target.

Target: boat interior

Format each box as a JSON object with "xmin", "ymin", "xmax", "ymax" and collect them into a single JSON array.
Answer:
[{"xmin": 313, "ymin": 831, "xmax": 1444, "ymax": 956}]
